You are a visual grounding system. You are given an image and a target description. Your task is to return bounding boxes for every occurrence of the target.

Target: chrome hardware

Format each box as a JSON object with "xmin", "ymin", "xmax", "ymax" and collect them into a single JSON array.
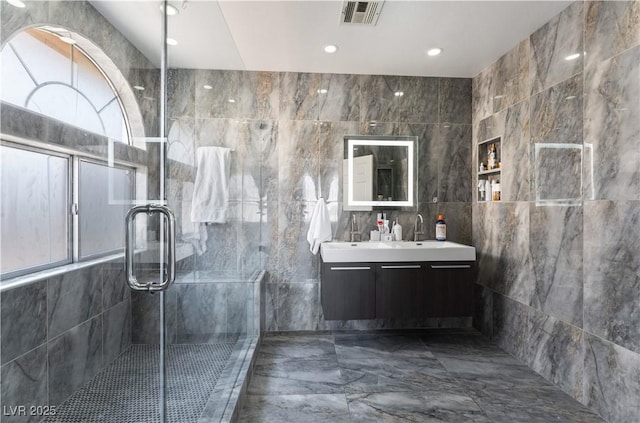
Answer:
[
  {"xmin": 413, "ymin": 213, "xmax": 424, "ymax": 241},
  {"xmin": 330, "ymin": 266, "xmax": 371, "ymax": 271},
  {"xmin": 381, "ymin": 265, "xmax": 421, "ymax": 269},
  {"xmin": 430, "ymin": 264, "xmax": 471, "ymax": 269},
  {"xmin": 350, "ymin": 213, "xmax": 360, "ymax": 242},
  {"xmin": 125, "ymin": 204, "xmax": 176, "ymax": 292}
]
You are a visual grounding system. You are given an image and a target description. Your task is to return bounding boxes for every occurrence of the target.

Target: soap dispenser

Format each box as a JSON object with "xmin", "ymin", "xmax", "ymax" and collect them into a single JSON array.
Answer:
[{"xmin": 392, "ymin": 219, "xmax": 403, "ymax": 241}]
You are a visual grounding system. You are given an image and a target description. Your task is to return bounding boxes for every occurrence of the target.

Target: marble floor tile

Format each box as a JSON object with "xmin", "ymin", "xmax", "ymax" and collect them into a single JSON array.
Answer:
[
  {"xmin": 334, "ymin": 333, "xmax": 434, "ymax": 361},
  {"xmin": 467, "ymin": 385, "xmax": 605, "ymax": 423},
  {"xmin": 248, "ymin": 357, "xmax": 343, "ymax": 395},
  {"xmin": 257, "ymin": 334, "xmax": 336, "ymax": 364},
  {"xmin": 438, "ymin": 356, "xmax": 551, "ymax": 390},
  {"xmin": 340, "ymin": 356, "xmax": 458, "ymax": 394},
  {"xmin": 239, "ymin": 394, "xmax": 349, "ymax": 423},
  {"xmin": 240, "ymin": 331, "xmax": 606, "ymax": 422},
  {"xmin": 347, "ymin": 390, "xmax": 492, "ymax": 423}
]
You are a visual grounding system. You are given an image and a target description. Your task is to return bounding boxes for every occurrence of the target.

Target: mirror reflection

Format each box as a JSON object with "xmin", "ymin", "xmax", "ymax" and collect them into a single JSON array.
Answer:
[{"xmin": 343, "ymin": 135, "xmax": 417, "ymax": 210}]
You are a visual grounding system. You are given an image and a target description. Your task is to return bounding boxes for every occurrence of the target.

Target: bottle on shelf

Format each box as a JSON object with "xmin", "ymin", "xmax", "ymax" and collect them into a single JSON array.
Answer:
[
  {"xmin": 435, "ymin": 214, "xmax": 446, "ymax": 241},
  {"xmin": 487, "ymin": 143, "xmax": 497, "ymax": 170},
  {"xmin": 491, "ymin": 180, "xmax": 501, "ymax": 201}
]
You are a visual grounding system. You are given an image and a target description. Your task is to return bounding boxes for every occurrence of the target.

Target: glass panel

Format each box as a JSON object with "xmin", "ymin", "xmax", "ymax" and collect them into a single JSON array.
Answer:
[
  {"xmin": 78, "ymin": 160, "xmax": 133, "ymax": 259},
  {"xmin": 9, "ymin": 29, "xmax": 72, "ymax": 86},
  {"xmin": 0, "ymin": 144, "xmax": 70, "ymax": 276},
  {"xmin": 0, "ymin": 44, "xmax": 36, "ymax": 106}
]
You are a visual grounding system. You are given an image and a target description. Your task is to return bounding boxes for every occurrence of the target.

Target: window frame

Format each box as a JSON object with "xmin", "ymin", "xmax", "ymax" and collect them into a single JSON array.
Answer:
[{"xmin": 0, "ymin": 139, "xmax": 136, "ymax": 279}]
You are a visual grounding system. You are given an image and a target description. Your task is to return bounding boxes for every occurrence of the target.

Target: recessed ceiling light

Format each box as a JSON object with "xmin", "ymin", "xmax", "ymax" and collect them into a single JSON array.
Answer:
[
  {"xmin": 394, "ymin": 91, "xmax": 404, "ymax": 97},
  {"xmin": 160, "ymin": 4, "xmax": 179, "ymax": 16},
  {"xmin": 565, "ymin": 95, "xmax": 577, "ymax": 100},
  {"xmin": 228, "ymin": 98, "xmax": 236, "ymax": 103},
  {"xmin": 59, "ymin": 36, "xmax": 76, "ymax": 45},
  {"xmin": 317, "ymin": 89, "xmax": 328, "ymax": 94},
  {"xmin": 7, "ymin": 0, "xmax": 26, "ymax": 8},
  {"xmin": 166, "ymin": 38, "xmax": 178, "ymax": 46},
  {"xmin": 133, "ymin": 85, "xmax": 145, "ymax": 91},
  {"xmin": 324, "ymin": 44, "xmax": 338, "ymax": 54},
  {"xmin": 565, "ymin": 53, "xmax": 580, "ymax": 61},
  {"xmin": 427, "ymin": 48, "xmax": 443, "ymax": 57},
  {"xmin": 203, "ymin": 85, "xmax": 213, "ymax": 90}
]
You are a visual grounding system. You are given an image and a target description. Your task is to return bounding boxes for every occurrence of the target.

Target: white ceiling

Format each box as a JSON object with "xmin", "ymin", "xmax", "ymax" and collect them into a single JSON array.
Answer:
[{"xmin": 90, "ymin": 0, "xmax": 571, "ymax": 78}]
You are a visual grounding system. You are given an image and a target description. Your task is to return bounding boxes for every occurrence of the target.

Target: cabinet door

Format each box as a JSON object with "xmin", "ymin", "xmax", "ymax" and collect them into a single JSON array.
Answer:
[
  {"xmin": 425, "ymin": 263, "xmax": 473, "ymax": 317},
  {"xmin": 375, "ymin": 263, "xmax": 423, "ymax": 318},
  {"xmin": 321, "ymin": 263, "xmax": 375, "ymax": 320}
]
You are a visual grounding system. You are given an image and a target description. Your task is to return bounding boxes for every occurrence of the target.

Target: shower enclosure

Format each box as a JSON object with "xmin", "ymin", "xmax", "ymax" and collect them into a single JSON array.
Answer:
[{"xmin": 0, "ymin": 1, "xmax": 262, "ymax": 422}]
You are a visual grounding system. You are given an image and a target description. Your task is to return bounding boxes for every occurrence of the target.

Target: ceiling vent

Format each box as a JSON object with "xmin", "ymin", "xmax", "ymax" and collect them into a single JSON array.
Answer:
[{"xmin": 340, "ymin": 1, "xmax": 384, "ymax": 26}]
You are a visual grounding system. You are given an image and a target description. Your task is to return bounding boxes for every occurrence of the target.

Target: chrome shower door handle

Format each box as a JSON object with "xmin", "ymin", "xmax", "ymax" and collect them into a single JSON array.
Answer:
[{"xmin": 125, "ymin": 204, "xmax": 176, "ymax": 292}]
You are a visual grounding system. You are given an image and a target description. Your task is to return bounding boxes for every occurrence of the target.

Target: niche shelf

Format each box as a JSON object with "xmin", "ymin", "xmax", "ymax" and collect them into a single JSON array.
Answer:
[{"xmin": 477, "ymin": 136, "xmax": 501, "ymax": 202}]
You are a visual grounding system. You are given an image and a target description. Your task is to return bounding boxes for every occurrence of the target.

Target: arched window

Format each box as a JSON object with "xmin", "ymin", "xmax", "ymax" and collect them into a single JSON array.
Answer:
[{"xmin": 1, "ymin": 27, "xmax": 130, "ymax": 143}]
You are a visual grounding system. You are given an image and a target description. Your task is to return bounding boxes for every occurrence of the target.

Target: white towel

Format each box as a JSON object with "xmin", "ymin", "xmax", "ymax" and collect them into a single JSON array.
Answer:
[
  {"xmin": 306, "ymin": 198, "xmax": 332, "ymax": 255},
  {"xmin": 181, "ymin": 182, "xmax": 208, "ymax": 255},
  {"xmin": 191, "ymin": 146, "xmax": 231, "ymax": 223}
]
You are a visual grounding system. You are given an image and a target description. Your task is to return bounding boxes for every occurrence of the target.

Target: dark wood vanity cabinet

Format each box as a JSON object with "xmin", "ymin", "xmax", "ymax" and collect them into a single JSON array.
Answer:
[
  {"xmin": 320, "ymin": 262, "xmax": 376, "ymax": 320},
  {"xmin": 321, "ymin": 260, "xmax": 473, "ymax": 320}
]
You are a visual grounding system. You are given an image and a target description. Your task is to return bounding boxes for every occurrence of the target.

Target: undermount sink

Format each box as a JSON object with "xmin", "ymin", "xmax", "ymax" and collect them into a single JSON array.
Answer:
[{"xmin": 320, "ymin": 241, "xmax": 476, "ymax": 263}]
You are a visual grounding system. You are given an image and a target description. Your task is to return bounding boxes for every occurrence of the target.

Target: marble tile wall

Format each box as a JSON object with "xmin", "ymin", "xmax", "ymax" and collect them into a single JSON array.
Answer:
[
  {"xmin": 166, "ymin": 68, "xmax": 473, "ymax": 334},
  {"xmin": 0, "ymin": 259, "xmax": 131, "ymax": 421},
  {"xmin": 472, "ymin": 2, "xmax": 640, "ymax": 422}
]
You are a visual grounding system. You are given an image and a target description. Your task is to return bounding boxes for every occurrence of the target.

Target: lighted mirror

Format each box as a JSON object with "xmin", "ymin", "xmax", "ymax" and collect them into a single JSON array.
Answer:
[{"xmin": 343, "ymin": 135, "xmax": 418, "ymax": 210}]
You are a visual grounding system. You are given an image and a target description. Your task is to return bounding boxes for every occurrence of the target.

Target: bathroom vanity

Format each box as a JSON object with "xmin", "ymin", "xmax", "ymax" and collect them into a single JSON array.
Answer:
[{"xmin": 320, "ymin": 241, "xmax": 476, "ymax": 320}]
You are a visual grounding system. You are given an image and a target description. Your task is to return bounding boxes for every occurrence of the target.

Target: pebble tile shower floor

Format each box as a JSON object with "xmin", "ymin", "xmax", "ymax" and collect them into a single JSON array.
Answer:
[
  {"xmin": 47, "ymin": 343, "xmax": 234, "ymax": 423},
  {"xmin": 239, "ymin": 330, "xmax": 605, "ymax": 422}
]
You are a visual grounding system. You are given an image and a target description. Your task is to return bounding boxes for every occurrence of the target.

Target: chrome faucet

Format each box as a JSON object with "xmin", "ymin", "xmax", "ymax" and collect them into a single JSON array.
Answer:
[
  {"xmin": 414, "ymin": 213, "xmax": 424, "ymax": 241},
  {"xmin": 350, "ymin": 214, "xmax": 360, "ymax": 242}
]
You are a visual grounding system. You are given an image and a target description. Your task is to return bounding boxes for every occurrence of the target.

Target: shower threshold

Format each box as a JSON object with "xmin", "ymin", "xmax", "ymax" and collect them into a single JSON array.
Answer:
[{"xmin": 46, "ymin": 343, "xmax": 234, "ymax": 423}]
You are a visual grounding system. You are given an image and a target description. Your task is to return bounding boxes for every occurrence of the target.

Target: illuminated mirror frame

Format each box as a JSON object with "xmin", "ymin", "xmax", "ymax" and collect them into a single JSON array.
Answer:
[{"xmin": 345, "ymin": 136, "xmax": 417, "ymax": 209}]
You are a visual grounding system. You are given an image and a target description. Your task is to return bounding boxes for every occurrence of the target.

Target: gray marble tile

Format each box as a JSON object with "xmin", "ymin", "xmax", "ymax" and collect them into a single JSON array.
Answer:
[
  {"xmin": 131, "ymin": 290, "xmax": 177, "ymax": 345},
  {"xmin": 501, "ymin": 100, "xmax": 531, "ymax": 202},
  {"xmin": 413, "ymin": 124, "xmax": 439, "ymax": 204},
  {"xmin": 334, "ymin": 333, "xmax": 433, "ymax": 361},
  {"xmin": 279, "ymin": 72, "xmax": 320, "ymax": 120},
  {"xmin": 492, "ymin": 293, "xmax": 529, "ymax": 362},
  {"xmin": 176, "ymin": 283, "xmax": 227, "ymax": 343},
  {"xmin": 584, "ymin": 200, "xmax": 640, "ymax": 353},
  {"xmin": 347, "ymin": 390, "xmax": 492, "ymax": 423},
  {"xmin": 472, "ymin": 64, "xmax": 495, "ymax": 123},
  {"xmin": 492, "ymin": 39, "xmax": 530, "ymax": 113},
  {"xmin": 583, "ymin": 45, "xmax": 640, "ymax": 201},
  {"xmin": 529, "ymin": 204, "xmax": 583, "ymax": 326},
  {"xmin": 439, "ymin": 78, "xmax": 472, "ymax": 125},
  {"xmin": 195, "ymin": 70, "xmax": 240, "ymax": 119},
  {"xmin": 438, "ymin": 124, "xmax": 472, "ymax": 202},
  {"xmin": 439, "ymin": 353, "xmax": 550, "ymax": 391},
  {"xmin": 47, "ymin": 267, "xmax": 102, "ymax": 339},
  {"xmin": 530, "ymin": 1, "xmax": 584, "ymax": 95},
  {"xmin": 472, "ymin": 203, "xmax": 501, "ymax": 291},
  {"xmin": 226, "ymin": 282, "xmax": 250, "ymax": 336},
  {"xmin": 167, "ymin": 68, "xmax": 195, "ymax": 118},
  {"xmin": 318, "ymin": 73, "xmax": 360, "ymax": 122},
  {"xmin": 524, "ymin": 309, "xmax": 584, "ymax": 401},
  {"xmin": 340, "ymin": 355, "xmax": 458, "ymax": 394},
  {"xmin": 248, "ymin": 357, "xmax": 343, "ymax": 395},
  {"xmin": 1, "ymin": 282, "xmax": 47, "ymax": 365},
  {"xmin": 1, "ymin": 0, "xmax": 49, "ymax": 43},
  {"xmin": 534, "ymin": 143, "xmax": 582, "ymax": 202},
  {"xmin": 273, "ymin": 282, "xmax": 320, "ymax": 332},
  {"xmin": 583, "ymin": 333, "xmax": 640, "ymax": 423},
  {"xmin": 103, "ymin": 300, "xmax": 131, "ymax": 365},
  {"xmin": 396, "ymin": 76, "xmax": 439, "ymax": 124},
  {"xmin": 531, "ymin": 73, "xmax": 583, "ymax": 145},
  {"xmin": 48, "ymin": 316, "xmax": 102, "ymax": 405},
  {"xmin": 257, "ymin": 334, "xmax": 336, "ymax": 364},
  {"xmin": 239, "ymin": 71, "xmax": 279, "ymax": 120},
  {"xmin": 277, "ymin": 120, "xmax": 319, "ymax": 202},
  {"xmin": 585, "ymin": 1, "xmax": 640, "ymax": 70},
  {"xmin": 421, "ymin": 331, "xmax": 518, "ymax": 364},
  {"xmin": 434, "ymin": 202, "xmax": 472, "ymax": 245},
  {"xmin": 275, "ymin": 202, "xmax": 320, "ymax": 283},
  {"xmin": 239, "ymin": 393, "xmax": 349, "ymax": 423},
  {"xmin": 0, "ymin": 345, "xmax": 48, "ymax": 423},
  {"xmin": 360, "ymin": 75, "xmax": 401, "ymax": 123},
  {"xmin": 468, "ymin": 385, "xmax": 605, "ymax": 423}
]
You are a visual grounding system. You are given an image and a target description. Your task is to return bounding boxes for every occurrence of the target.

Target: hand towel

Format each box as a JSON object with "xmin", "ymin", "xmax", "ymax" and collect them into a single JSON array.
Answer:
[
  {"xmin": 306, "ymin": 198, "xmax": 332, "ymax": 255},
  {"xmin": 191, "ymin": 146, "xmax": 231, "ymax": 223},
  {"xmin": 181, "ymin": 182, "xmax": 208, "ymax": 255}
]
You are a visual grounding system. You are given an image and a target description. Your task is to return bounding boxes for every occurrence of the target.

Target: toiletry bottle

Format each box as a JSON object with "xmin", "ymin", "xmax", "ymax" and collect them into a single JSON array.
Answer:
[
  {"xmin": 492, "ymin": 180, "xmax": 501, "ymax": 201},
  {"xmin": 487, "ymin": 144, "xmax": 496, "ymax": 170},
  {"xmin": 392, "ymin": 219, "xmax": 402, "ymax": 241},
  {"xmin": 435, "ymin": 214, "xmax": 446, "ymax": 241}
]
